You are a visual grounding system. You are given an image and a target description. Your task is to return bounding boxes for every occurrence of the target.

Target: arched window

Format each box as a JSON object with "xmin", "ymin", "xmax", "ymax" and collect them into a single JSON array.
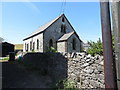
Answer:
[
  {"xmin": 30, "ymin": 41, "xmax": 32, "ymax": 50},
  {"xmin": 26, "ymin": 44, "xmax": 29, "ymax": 51},
  {"xmin": 62, "ymin": 17, "xmax": 65, "ymax": 22},
  {"xmin": 37, "ymin": 39, "xmax": 39, "ymax": 50},
  {"xmin": 25, "ymin": 43, "xmax": 26, "ymax": 51},
  {"xmin": 33, "ymin": 42, "xmax": 35, "ymax": 51},
  {"xmin": 72, "ymin": 39, "xmax": 76, "ymax": 50},
  {"xmin": 61, "ymin": 24, "xmax": 66, "ymax": 33},
  {"xmin": 49, "ymin": 39, "xmax": 53, "ymax": 48}
]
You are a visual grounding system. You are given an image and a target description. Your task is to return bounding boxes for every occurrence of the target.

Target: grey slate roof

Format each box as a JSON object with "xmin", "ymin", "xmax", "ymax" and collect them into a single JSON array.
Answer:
[
  {"xmin": 23, "ymin": 14, "xmax": 64, "ymax": 40},
  {"xmin": 58, "ymin": 31, "xmax": 74, "ymax": 42},
  {"xmin": 23, "ymin": 14, "xmax": 83, "ymax": 42}
]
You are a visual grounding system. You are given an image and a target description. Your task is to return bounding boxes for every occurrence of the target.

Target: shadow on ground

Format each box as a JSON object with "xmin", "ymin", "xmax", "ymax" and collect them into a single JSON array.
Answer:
[{"xmin": 2, "ymin": 52, "xmax": 68, "ymax": 89}]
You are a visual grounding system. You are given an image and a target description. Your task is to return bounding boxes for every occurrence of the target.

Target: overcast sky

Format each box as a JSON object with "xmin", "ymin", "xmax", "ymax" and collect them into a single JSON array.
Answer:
[{"xmin": 1, "ymin": 2, "xmax": 102, "ymax": 44}]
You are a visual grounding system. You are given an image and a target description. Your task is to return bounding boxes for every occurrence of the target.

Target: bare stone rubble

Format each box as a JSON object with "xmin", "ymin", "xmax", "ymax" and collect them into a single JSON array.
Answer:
[{"xmin": 66, "ymin": 52, "xmax": 105, "ymax": 88}]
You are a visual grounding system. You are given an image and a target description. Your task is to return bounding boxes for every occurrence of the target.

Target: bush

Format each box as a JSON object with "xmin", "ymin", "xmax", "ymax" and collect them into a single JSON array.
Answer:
[
  {"xmin": 86, "ymin": 38, "xmax": 103, "ymax": 56},
  {"xmin": 87, "ymin": 33, "xmax": 115, "ymax": 56},
  {"xmin": 2, "ymin": 57, "xmax": 9, "ymax": 60},
  {"xmin": 48, "ymin": 47, "xmax": 58, "ymax": 53},
  {"xmin": 54, "ymin": 79, "xmax": 76, "ymax": 89}
]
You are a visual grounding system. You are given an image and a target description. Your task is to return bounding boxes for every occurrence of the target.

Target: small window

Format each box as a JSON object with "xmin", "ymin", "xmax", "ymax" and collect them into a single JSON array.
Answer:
[
  {"xmin": 49, "ymin": 39, "xmax": 53, "ymax": 48},
  {"xmin": 72, "ymin": 39, "xmax": 76, "ymax": 50},
  {"xmin": 62, "ymin": 17, "xmax": 65, "ymax": 22},
  {"xmin": 37, "ymin": 39, "xmax": 39, "ymax": 50},
  {"xmin": 61, "ymin": 24, "xmax": 66, "ymax": 33},
  {"xmin": 33, "ymin": 42, "xmax": 35, "ymax": 51},
  {"xmin": 25, "ymin": 43, "xmax": 26, "ymax": 51},
  {"xmin": 30, "ymin": 41, "xmax": 32, "ymax": 50},
  {"xmin": 26, "ymin": 44, "xmax": 29, "ymax": 51}
]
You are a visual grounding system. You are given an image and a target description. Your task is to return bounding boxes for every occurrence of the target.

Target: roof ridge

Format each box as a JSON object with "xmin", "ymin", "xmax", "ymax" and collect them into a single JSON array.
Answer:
[{"xmin": 23, "ymin": 14, "xmax": 65, "ymax": 41}]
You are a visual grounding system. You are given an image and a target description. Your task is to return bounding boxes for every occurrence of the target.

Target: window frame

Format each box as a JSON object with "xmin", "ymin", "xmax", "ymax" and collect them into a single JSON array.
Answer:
[
  {"xmin": 72, "ymin": 38, "xmax": 76, "ymax": 50},
  {"xmin": 37, "ymin": 39, "xmax": 39, "ymax": 50}
]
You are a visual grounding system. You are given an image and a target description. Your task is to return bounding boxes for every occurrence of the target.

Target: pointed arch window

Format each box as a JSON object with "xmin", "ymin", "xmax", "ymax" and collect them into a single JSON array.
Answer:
[
  {"xmin": 25, "ymin": 43, "xmax": 26, "ymax": 51},
  {"xmin": 30, "ymin": 41, "xmax": 32, "ymax": 50},
  {"xmin": 33, "ymin": 42, "xmax": 35, "ymax": 51},
  {"xmin": 49, "ymin": 39, "xmax": 53, "ymax": 48},
  {"xmin": 61, "ymin": 24, "xmax": 66, "ymax": 33},
  {"xmin": 37, "ymin": 39, "xmax": 39, "ymax": 50},
  {"xmin": 72, "ymin": 38, "xmax": 76, "ymax": 50},
  {"xmin": 26, "ymin": 44, "xmax": 29, "ymax": 51},
  {"xmin": 62, "ymin": 17, "xmax": 65, "ymax": 22}
]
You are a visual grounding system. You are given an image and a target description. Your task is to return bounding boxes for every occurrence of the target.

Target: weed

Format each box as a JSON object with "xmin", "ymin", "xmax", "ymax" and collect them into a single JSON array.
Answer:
[
  {"xmin": 1, "ymin": 57, "xmax": 9, "ymax": 60},
  {"xmin": 54, "ymin": 79, "xmax": 77, "ymax": 89}
]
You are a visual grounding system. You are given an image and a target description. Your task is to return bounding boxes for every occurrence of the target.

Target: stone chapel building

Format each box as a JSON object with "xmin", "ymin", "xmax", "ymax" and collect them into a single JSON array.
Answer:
[{"xmin": 23, "ymin": 14, "xmax": 83, "ymax": 53}]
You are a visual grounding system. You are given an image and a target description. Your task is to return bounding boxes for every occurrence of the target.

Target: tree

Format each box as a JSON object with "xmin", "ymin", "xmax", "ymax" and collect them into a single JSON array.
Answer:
[
  {"xmin": 87, "ymin": 38, "xmax": 103, "ymax": 56},
  {"xmin": 87, "ymin": 34, "xmax": 115, "ymax": 56}
]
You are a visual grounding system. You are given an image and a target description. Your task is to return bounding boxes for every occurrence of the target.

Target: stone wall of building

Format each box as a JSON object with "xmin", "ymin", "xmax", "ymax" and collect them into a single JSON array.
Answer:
[
  {"xmin": 57, "ymin": 41, "xmax": 66, "ymax": 52},
  {"xmin": 23, "ymin": 15, "xmax": 82, "ymax": 53},
  {"xmin": 23, "ymin": 33, "xmax": 43, "ymax": 52},
  {"xmin": 43, "ymin": 15, "xmax": 75, "ymax": 52},
  {"xmin": 67, "ymin": 34, "xmax": 81, "ymax": 52},
  {"xmin": 22, "ymin": 52, "xmax": 105, "ymax": 88}
]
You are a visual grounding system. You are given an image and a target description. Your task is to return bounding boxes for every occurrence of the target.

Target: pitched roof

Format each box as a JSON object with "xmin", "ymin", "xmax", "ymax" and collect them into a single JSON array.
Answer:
[
  {"xmin": 23, "ymin": 14, "xmax": 83, "ymax": 42},
  {"xmin": 2, "ymin": 42, "xmax": 14, "ymax": 45},
  {"xmin": 23, "ymin": 14, "xmax": 65, "ymax": 41},
  {"xmin": 58, "ymin": 31, "xmax": 74, "ymax": 42}
]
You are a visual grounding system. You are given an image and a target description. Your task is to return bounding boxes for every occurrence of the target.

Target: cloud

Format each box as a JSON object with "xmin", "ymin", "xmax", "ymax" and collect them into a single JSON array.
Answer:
[{"xmin": 23, "ymin": 0, "xmax": 40, "ymax": 13}]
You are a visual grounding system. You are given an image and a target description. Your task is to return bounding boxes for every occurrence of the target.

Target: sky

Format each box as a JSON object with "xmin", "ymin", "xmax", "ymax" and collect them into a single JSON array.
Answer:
[{"xmin": 1, "ymin": 2, "xmax": 102, "ymax": 44}]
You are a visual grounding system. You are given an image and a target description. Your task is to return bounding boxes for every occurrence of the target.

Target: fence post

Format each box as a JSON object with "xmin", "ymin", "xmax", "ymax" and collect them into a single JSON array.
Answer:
[{"xmin": 9, "ymin": 52, "xmax": 15, "ymax": 61}]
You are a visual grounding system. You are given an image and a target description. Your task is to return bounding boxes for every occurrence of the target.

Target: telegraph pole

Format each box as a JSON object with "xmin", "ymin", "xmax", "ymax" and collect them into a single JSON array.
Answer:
[{"xmin": 100, "ymin": 0, "xmax": 117, "ymax": 88}]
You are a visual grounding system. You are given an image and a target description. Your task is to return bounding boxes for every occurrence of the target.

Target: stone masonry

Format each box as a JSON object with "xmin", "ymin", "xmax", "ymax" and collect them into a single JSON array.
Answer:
[
  {"xmin": 22, "ymin": 52, "xmax": 105, "ymax": 88},
  {"xmin": 23, "ymin": 14, "xmax": 83, "ymax": 53},
  {"xmin": 64, "ymin": 52, "xmax": 105, "ymax": 88}
]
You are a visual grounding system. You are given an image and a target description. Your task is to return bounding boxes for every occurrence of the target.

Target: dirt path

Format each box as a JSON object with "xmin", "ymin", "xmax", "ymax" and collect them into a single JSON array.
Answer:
[{"xmin": 2, "ymin": 61, "xmax": 52, "ymax": 88}]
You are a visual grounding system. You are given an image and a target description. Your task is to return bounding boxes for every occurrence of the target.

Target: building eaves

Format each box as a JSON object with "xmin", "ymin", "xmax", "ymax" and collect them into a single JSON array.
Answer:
[
  {"xmin": 58, "ymin": 32, "xmax": 74, "ymax": 42},
  {"xmin": 23, "ymin": 14, "xmax": 65, "ymax": 41}
]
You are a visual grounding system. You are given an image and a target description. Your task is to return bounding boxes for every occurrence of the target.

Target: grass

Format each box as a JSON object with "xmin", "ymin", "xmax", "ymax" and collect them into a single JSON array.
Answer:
[
  {"xmin": 14, "ymin": 44, "xmax": 23, "ymax": 50},
  {"xmin": 1, "ymin": 57, "xmax": 9, "ymax": 60},
  {"xmin": 53, "ymin": 79, "xmax": 77, "ymax": 89}
]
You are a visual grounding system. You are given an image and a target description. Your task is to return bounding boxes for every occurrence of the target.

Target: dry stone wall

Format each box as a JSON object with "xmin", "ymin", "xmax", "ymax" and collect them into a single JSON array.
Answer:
[
  {"xmin": 22, "ymin": 52, "xmax": 105, "ymax": 88},
  {"xmin": 63, "ymin": 52, "xmax": 105, "ymax": 88}
]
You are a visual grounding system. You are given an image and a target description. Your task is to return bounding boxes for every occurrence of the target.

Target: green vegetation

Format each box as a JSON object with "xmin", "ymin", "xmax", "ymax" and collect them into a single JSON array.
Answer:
[
  {"xmin": 87, "ymin": 38, "xmax": 103, "ymax": 56},
  {"xmin": 112, "ymin": 32, "xmax": 115, "ymax": 53},
  {"xmin": 54, "ymin": 79, "xmax": 76, "ymax": 89},
  {"xmin": 63, "ymin": 80, "xmax": 76, "ymax": 89},
  {"xmin": 86, "ymin": 33, "xmax": 115, "ymax": 56},
  {"xmin": 1, "ymin": 57, "xmax": 9, "ymax": 60},
  {"xmin": 31, "ymin": 50, "xmax": 35, "ymax": 52},
  {"xmin": 15, "ymin": 53, "xmax": 18, "ymax": 56},
  {"xmin": 48, "ymin": 47, "xmax": 58, "ymax": 53}
]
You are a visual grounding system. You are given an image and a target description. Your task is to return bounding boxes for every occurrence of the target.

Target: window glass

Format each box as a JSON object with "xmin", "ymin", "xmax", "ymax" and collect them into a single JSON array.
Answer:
[{"xmin": 37, "ymin": 39, "xmax": 39, "ymax": 50}]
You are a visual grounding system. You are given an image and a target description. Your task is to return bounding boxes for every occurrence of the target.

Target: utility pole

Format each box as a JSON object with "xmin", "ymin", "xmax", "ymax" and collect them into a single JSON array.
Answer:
[{"xmin": 100, "ymin": 0, "xmax": 117, "ymax": 88}]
